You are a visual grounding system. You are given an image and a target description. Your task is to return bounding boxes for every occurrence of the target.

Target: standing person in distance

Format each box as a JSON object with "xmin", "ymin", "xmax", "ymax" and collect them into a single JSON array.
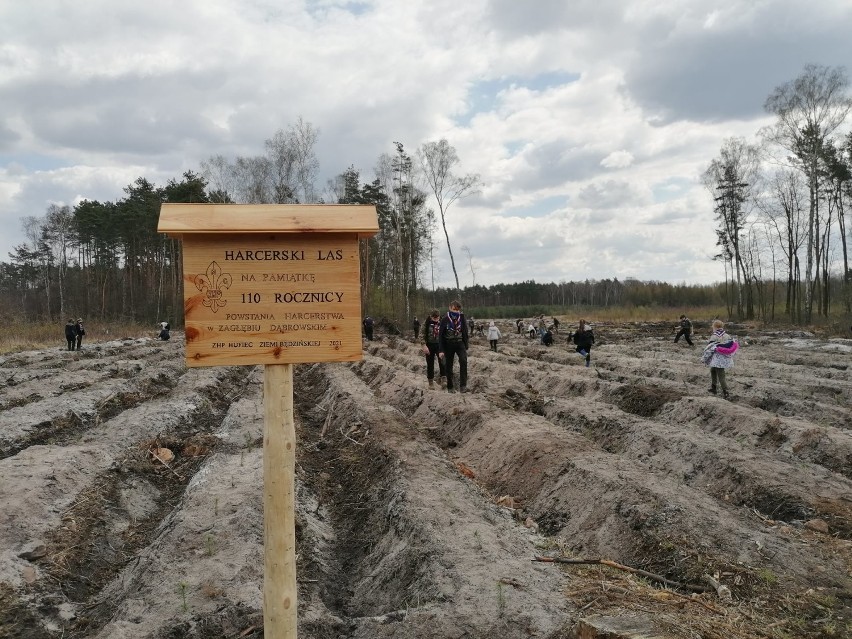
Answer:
[
  {"xmin": 552, "ymin": 317, "xmax": 560, "ymax": 334},
  {"xmin": 363, "ymin": 316, "xmax": 374, "ymax": 341},
  {"xmin": 421, "ymin": 309, "xmax": 446, "ymax": 388},
  {"xmin": 439, "ymin": 299, "xmax": 469, "ymax": 393},
  {"xmin": 674, "ymin": 314, "xmax": 694, "ymax": 346},
  {"xmin": 75, "ymin": 318, "xmax": 86, "ymax": 350},
  {"xmin": 487, "ymin": 320, "xmax": 501, "ymax": 352},
  {"xmin": 703, "ymin": 319, "xmax": 738, "ymax": 399},
  {"xmin": 64, "ymin": 318, "xmax": 77, "ymax": 351},
  {"xmin": 412, "ymin": 316, "xmax": 420, "ymax": 341},
  {"xmin": 573, "ymin": 319, "xmax": 595, "ymax": 367}
]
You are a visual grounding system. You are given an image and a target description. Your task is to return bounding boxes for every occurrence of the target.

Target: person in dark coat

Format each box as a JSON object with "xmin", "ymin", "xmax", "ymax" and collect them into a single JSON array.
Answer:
[
  {"xmin": 75, "ymin": 318, "xmax": 86, "ymax": 350},
  {"xmin": 573, "ymin": 319, "xmax": 595, "ymax": 367},
  {"xmin": 674, "ymin": 315, "xmax": 694, "ymax": 346},
  {"xmin": 363, "ymin": 316, "xmax": 374, "ymax": 341},
  {"xmin": 158, "ymin": 321, "xmax": 171, "ymax": 340},
  {"xmin": 64, "ymin": 319, "xmax": 77, "ymax": 351},
  {"xmin": 421, "ymin": 309, "xmax": 446, "ymax": 388},
  {"xmin": 438, "ymin": 300, "xmax": 469, "ymax": 393},
  {"xmin": 412, "ymin": 316, "xmax": 420, "ymax": 340}
]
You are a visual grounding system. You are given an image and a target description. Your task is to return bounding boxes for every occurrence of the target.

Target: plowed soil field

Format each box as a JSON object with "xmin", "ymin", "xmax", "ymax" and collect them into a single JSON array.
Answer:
[{"xmin": 1, "ymin": 322, "xmax": 851, "ymax": 639}]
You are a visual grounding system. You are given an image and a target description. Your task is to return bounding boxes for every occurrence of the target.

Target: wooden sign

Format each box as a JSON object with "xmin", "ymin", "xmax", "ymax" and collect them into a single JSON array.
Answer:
[
  {"xmin": 158, "ymin": 204, "xmax": 378, "ymax": 367},
  {"xmin": 159, "ymin": 203, "xmax": 378, "ymax": 639}
]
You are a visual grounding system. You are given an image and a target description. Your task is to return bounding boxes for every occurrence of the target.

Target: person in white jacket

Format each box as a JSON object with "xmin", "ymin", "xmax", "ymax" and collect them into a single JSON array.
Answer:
[{"xmin": 487, "ymin": 321, "xmax": 502, "ymax": 352}]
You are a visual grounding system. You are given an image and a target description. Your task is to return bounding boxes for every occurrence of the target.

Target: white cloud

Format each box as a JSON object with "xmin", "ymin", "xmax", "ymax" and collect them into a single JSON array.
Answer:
[{"xmin": 600, "ymin": 150, "xmax": 634, "ymax": 168}]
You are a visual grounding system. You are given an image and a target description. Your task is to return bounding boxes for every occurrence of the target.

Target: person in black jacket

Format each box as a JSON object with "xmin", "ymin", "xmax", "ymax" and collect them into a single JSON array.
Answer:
[
  {"xmin": 438, "ymin": 300, "xmax": 469, "ymax": 393},
  {"xmin": 74, "ymin": 318, "xmax": 86, "ymax": 350},
  {"xmin": 674, "ymin": 315, "xmax": 694, "ymax": 346},
  {"xmin": 412, "ymin": 316, "xmax": 420, "ymax": 340},
  {"xmin": 363, "ymin": 316, "xmax": 374, "ymax": 341},
  {"xmin": 64, "ymin": 319, "xmax": 77, "ymax": 351},
  {"xmin": 573, "ymin": 319, "xmax": 595, "ymax": 367},
  {"xmin": 421, "ymin": 309, "xmax": 445, "ymax": 388}
]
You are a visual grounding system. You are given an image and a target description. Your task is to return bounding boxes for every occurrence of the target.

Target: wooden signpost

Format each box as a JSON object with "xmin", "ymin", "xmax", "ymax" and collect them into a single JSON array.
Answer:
[{"xmin": 158, "ymin": 203, "xmax": 378, "ymax": 638}]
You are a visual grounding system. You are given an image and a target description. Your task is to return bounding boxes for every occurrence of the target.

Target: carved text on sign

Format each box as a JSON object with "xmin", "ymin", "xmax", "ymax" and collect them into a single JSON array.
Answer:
[{"xmin": 182, "ymin": 234, "xmax": 362, "ymax": 366}]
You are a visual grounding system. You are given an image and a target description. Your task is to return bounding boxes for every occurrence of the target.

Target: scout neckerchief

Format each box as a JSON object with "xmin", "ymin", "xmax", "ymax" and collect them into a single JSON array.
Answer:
[{"xmin": 448, "ymin": 310, "xmax": 462, "ymax": 334}]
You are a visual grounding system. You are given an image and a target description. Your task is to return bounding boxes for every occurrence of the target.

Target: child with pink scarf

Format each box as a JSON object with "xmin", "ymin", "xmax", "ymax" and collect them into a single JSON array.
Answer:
[{"xmin": 702, "ymin": 319, "xmax": 738, "ymax": 399}]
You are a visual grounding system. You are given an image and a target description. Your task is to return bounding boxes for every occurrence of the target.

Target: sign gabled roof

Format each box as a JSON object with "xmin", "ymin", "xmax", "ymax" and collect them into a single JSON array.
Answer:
[{"xmin": 158, "ymin": 203, "xmax": 379, "ymax": 238}]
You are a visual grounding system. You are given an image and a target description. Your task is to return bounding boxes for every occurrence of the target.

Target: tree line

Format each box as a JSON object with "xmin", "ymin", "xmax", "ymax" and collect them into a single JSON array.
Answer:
[
  {"xmin": 0, "ymin": 129, "xmax": 725, "ymax": 329},
  {"xmin": 705, "ymin": 64, "xmax": 852, "ymax": 323}
]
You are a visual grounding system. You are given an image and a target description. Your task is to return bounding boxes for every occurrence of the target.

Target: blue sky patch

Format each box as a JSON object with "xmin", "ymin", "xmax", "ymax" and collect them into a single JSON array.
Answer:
[
  {"xmin": 651, "ymin": 177, "xmax": 693, "ymax": 203},
  {"xmin": 501, "ymin": 194, "xmax": 567, "ymax": 219},
  {"xmin": 1, "ymin": 153, "xmax": 66, "ymax": 173},
  {"xmin": 457, "ymin": 71, "xmax": 580, "ymax": 126},
  {"xmin": 306, "ymin": 0, "xmax": 371, "ymax": 19}
]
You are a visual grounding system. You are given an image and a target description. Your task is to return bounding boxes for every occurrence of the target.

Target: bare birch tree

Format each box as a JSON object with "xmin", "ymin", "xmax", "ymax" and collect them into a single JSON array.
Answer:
[{"xmin": 417, "ymin": 139, "xmax": 481, "ymax": 293}]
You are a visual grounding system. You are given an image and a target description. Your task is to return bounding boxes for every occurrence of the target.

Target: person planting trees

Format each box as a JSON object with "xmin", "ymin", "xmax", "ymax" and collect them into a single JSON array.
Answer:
[
  {"xmin": 487, "ymin": 320, "xmax": 501, "ymax": 352},
  {"xmin": 674, "ymin": 314, "xmax": 694, "ymax": 346},
  {"xmin": 573, "ymin": 319, "xmax": 595, "ymax": 367},
  {"xmin": 422, "ymin": 309, "xmax": 445, "ymax": 389},
  {"xmin": 702, "ymin": 319, "xmax": 738, "ymax": 399},
  {"xmin": 438, "ymin": 299, "xmax": 469, "ymax": 393},
  {"xmin": 64, "ymin": 318, "xmax": 77, "ymax": 351},
  {"xmin": 75, "ymin": 318, "xmax": 86, "ymax": 350}
]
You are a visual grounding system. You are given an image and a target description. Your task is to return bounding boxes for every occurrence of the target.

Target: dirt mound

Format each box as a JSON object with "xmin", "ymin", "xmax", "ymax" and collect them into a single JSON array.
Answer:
[{"xmin": 1, "ymin": 326, "xmax": 851, "ymax": 638}]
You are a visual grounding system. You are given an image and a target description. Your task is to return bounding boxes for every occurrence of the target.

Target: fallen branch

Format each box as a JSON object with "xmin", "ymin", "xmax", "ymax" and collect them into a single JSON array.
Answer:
[
  {"xmin": 339, "ymin": 425, "xmax": 364, "ymax": 446},
  {"xmin": 533, "ymin": 556, "xmax": 712, "ymax": 594},
  {"xmin": 702, "ymin": 574, "xmax": 732, "ymax": 602}
]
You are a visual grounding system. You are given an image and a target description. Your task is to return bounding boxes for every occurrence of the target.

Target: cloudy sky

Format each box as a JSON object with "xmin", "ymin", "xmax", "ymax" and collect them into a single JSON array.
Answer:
[{"xmin": 2, "ymin": 0, "xmax": 851, "ymax": 288}]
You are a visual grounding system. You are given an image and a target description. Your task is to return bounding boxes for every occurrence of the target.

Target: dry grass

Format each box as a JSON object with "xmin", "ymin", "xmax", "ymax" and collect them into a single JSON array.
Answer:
[
  {"xmin": 553, "ymin": 306, "xmax": 729, "ymax": 324},
  {"xmin": 558, "ymin": 562, "xmax": 852, "ymax": 639},
  {"xmin": 0, "ymin": 320, "xmax": 161, "ymax": 354}
]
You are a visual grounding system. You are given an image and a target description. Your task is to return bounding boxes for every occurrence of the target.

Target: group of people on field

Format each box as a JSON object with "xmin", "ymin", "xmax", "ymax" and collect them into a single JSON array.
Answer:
[
  {"xmin": 381, "ymin": 305, "xmax": 598, "ymax": 393},
  {"xmin": 63, "ymin": 318, "xmax": 86, "ymax": 351},
  {"xmin": 419, "ymin": 301, "xmax": 470, "ymax": 393},
  {"xmin": 62, "ymin": 319, "xmax": 171, "ymax": 350},
  {"xmin": 366, "ymin": 308, "xmax": 738, "ymax": 399}
]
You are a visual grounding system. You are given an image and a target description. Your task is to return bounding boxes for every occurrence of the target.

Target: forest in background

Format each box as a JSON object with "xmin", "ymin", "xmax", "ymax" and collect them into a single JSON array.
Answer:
[{"xmin": 2, "ymin": 65, "xmax": 852, "ymax": 330}]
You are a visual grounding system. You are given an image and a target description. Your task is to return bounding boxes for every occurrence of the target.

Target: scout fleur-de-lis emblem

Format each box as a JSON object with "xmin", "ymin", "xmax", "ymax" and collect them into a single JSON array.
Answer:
[{"xmin": 194, "ymin": 261, "xmax": 232, "ymax": 313}]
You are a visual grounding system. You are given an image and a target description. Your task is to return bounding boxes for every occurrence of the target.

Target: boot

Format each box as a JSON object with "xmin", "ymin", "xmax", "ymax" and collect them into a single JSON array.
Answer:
[
  {"xmin": 428, "ymin": 379, "xmax": 434, "ymax": 389},
  {"xmin": 722, "ymin": 389, "xmax": 730, "ymax": 399},
  {"xmin": 709, "ymin": 386, "xmax": 717, "ymax": 395}
]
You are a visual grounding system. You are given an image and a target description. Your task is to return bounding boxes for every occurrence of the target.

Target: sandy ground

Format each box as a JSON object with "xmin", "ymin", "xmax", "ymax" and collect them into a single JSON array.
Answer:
[{"xmin": 0, "ymin": 322, "xmax": 850, "ymax": 639}]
